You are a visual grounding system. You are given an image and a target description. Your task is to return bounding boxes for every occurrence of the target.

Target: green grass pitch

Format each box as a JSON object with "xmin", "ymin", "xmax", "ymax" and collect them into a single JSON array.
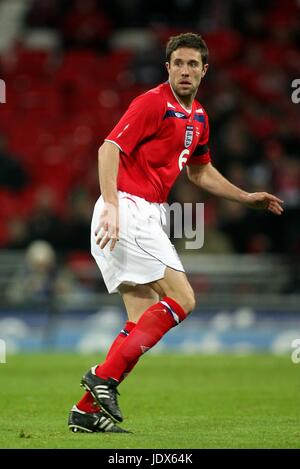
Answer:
[{"xmin": 0, "ymin": 353, "xmax": 299, "ymax": 448}]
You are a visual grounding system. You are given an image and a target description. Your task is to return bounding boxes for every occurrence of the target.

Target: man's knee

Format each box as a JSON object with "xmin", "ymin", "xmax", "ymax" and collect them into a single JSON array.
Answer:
[
  {"xmin": 151, "ymin": 271, "xmax": 197, "ymax": 315},
  {"xmin": 169, "ymin": 289, "xmax": 196, "ymax": 315},
  {"xmin": 183, "ymin": 290, "xmax": 196, "ymax": 314}
]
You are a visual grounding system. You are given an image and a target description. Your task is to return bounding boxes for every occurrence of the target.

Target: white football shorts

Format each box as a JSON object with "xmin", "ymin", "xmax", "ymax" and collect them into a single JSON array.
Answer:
[{"xmin": 91, "ymin": 191, "xmax": 184, "ymax": 293}]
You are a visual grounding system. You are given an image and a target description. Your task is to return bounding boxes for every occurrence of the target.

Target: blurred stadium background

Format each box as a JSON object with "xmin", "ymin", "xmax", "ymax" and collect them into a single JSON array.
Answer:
[{"xmin": 0, "ymin": 0, "xmax": 299, "ymax": 359}]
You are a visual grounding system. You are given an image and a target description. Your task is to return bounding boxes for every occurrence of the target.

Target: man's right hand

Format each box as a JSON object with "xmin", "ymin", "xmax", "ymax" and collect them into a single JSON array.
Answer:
[{"xmin": 95, "ymin": 202, "xmax": 119, "ymax": 251}]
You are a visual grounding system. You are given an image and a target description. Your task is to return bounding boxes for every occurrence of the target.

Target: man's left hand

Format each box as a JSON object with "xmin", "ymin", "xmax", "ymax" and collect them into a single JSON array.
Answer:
[{"xmin": 242, "ymin": 192, "xmax": 284, "ymax": 215}]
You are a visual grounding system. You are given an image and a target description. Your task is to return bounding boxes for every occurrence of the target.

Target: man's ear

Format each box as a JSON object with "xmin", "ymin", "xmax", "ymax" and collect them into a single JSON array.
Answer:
[
  {"xmin": 202, "ymin": 64, "xmax": 209, "ymax": 77},
  {"xmin": 165, "ymin": 62, "xmax": 170, "ymax": 73}
]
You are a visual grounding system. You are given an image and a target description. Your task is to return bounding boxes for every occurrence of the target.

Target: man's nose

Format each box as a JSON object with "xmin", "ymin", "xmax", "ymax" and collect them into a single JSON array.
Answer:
[{"xmin": 181, "ymin": 65, "xmax": 189, "ymax": 76}]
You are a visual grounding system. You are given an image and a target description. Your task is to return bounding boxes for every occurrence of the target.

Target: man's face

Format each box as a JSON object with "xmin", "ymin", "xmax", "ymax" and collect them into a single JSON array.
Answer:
[{"xmin": 166, "ymin": 47, "xmax": 208, "ymax": 100}]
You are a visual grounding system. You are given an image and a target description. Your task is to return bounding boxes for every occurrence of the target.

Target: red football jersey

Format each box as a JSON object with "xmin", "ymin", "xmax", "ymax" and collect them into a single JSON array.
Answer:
[{"xmin": 105, "ymin": 82, "xmax": 211, "ymax": 203}]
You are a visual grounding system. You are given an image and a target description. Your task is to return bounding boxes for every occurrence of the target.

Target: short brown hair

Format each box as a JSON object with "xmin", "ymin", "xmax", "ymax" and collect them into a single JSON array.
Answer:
[{"xmin": 166, "ymin": 32, "xmax": 209, "ymax": 66}]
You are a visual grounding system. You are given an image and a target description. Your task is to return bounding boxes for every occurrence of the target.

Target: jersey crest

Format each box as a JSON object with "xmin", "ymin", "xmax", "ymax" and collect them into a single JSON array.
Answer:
[{"xmin": 184, "ymin": 125, "xmax": 194, "ymax": 148}]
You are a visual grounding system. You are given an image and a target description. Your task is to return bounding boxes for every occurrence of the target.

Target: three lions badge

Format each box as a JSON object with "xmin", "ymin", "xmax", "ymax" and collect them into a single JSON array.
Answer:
[{"xmin": 184, "ymin": 125, "xmax": 194, "ymax": 148}]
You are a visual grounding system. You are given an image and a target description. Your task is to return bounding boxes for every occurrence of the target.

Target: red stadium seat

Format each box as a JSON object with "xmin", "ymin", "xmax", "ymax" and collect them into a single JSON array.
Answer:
[
  {"xmin": 1, "ymin": 48, "xmax": 53, "ymax": 79},
  {"xmin": 205, "ymin": 30, "xmax": 243, "ymax": 65}
]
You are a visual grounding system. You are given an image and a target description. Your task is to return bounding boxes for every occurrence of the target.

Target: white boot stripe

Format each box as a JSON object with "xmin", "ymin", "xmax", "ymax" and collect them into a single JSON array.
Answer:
[
  {"xmin": 100, "ymin": 420, "xmax": 110, "ymax": 429},
  {"xmin": 105, "ymin": 422, "xmax": 114, "ymax": 431},
  {"xmin": 91, "ymin": 365, "xmax": 98, "ymax": 375}
]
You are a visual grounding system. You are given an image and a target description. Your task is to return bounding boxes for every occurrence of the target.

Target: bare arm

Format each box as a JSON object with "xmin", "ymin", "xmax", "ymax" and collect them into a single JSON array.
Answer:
[
  {"xmin": 187, "ymin": 163, "xmax": 284, "ymax": 215},
  {"xmin": 98, "ymin": 141, "xmax": 120, "ymax": 205},
  {"xmin": 95, "ymin": 141, "xmax": 120, "ymax": 250}
]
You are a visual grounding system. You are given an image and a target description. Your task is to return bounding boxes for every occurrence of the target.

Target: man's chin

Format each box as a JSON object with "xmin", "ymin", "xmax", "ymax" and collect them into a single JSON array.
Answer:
[{"xmin": 175, "ymin": 87, "xmax": 193, "ymax": 97}]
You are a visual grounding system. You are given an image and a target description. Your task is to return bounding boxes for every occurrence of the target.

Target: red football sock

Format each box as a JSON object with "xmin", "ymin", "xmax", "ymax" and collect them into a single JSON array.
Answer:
[
  {"xmin": 106, "ymin": 321, "xmax": 136, "ymax": 360},
  {"xmin": 95, "ymin": 296, "xmax": 187, "ymax": 382},
  {"xmin": 77, "ymin": 320, "xmax": 136, "ymax": 413}
]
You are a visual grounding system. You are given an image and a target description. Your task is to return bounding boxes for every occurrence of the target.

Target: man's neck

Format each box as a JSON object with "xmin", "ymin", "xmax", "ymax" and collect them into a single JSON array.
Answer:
[{"xmin": 169, "ymin": 82, "xmax": 194, "ymax": 112}]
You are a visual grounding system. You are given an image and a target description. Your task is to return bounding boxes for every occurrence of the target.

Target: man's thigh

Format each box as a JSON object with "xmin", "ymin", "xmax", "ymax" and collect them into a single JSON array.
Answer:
[{"xmin": 118, "ymin": 283, "xmax": 160, "ymax": 323}]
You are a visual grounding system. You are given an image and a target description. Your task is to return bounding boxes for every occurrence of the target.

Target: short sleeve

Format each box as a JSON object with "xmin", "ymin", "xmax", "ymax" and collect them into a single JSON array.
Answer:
[
  {"xmin": 105, "ymin": 91, "xmax": 164, "ymax": 156},
  {"xmin": 187, "ymin": 114, "xmax": 211, "ymax": 166}
]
